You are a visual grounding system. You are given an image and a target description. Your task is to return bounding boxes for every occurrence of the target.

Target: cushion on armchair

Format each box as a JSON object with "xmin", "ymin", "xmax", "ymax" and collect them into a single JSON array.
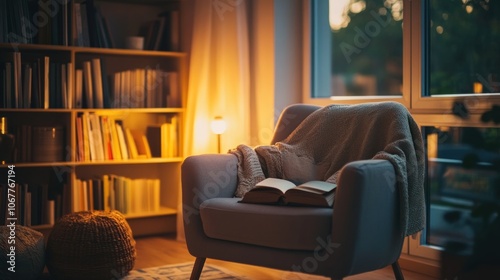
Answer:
[{"xmin": 200, "ymin": 197, "xmax": 332, "ymax": 250}]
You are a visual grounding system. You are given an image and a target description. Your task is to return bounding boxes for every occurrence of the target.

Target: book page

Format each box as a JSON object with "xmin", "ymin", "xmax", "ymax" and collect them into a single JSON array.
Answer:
[
  {"xmin": 294, "ymin": 181, "xmax": 336, "ymax": 194},
  {"xmin": 255, "ymin": 178, "xmax": 297, "ymax": 194}
]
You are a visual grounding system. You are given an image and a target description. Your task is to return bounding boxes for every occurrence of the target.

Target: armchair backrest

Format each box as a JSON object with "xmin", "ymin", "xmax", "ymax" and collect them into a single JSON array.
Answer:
[{"xmin": 270, "ymin": 104, "xmax": 321, "ymax": 144}]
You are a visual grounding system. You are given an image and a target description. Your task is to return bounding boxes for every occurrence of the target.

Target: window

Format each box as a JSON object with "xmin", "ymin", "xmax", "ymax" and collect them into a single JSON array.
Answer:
[
  {"xmin": 307, "ymin": 0, "xmax": 500, "ymax": 264},
  {"xmin": 423, "ymin": 126, "xmax": 500, "ymax": 253},
  {"xmin": 426, "ymin": 0, "xmax": 500, "ymax": 96},
  {"xmin": 311, "ymin": 0, "xmax": 404, "ymax": 99}
]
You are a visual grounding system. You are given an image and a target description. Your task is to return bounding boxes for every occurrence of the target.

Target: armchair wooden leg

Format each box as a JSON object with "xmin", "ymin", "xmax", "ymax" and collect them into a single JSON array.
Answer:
[
  {"xmin": 190, "ymin": 257, "xmax": 206, "ymax": 280},
  {"xmin": 392, "ymin": 261, "xmax": 405, "ymax": 280}
]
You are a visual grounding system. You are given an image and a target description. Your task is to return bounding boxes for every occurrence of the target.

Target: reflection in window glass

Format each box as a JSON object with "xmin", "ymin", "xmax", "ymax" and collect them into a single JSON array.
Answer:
[
  {"xmin": 329, "ymin": 0, "xmax": 403, "ymax": 96},
  {"xmin": 423, "ymin": 126, "xmax": 500, "ymax": 256},
  {"xmin": 427, "ymin": 0, "xmax": 500, "ymax": 95}
]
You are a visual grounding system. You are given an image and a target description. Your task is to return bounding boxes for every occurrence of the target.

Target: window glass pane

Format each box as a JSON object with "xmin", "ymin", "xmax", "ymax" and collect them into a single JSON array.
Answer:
[
  {"xmin": 427, "ymin": 0, "xmax": 500, "ymax": 95},
  {"xmin": 328, "ymin": 0, "xmax": 403, "ymax": 97},
  {"xmin": 423, "ymin": 126, "xmax": 500, "ymax": 255}
]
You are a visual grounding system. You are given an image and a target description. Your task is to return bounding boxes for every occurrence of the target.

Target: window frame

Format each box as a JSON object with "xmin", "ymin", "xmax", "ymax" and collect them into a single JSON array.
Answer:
[
  {"xmin": 304, "ymin": 0, "xmax": 500, "ymax": 262},
  {"xmin": 305, "ymin": 0, "xmax": 500, "ymax": 112}
]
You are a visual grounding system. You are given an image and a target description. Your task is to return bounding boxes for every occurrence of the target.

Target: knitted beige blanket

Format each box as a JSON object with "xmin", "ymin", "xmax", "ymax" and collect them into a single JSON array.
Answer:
[{"xmin": 229, "ymin": 102, "xmax": 425, "ymax": 237}]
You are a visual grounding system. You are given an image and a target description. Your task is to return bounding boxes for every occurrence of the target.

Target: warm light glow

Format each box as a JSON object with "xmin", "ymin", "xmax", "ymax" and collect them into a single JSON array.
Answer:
[
  {"xmin": 427, "ymin": 133, "xmax": 438, "ymax": 159},
  {"xmin": 473, "ymin": 82, "xmax": 483, "ymax": 93},
  {"xmin": 211, "ymin": 116, "xmax": 227, "ymax": 135},
  {"xmin": 329, "ymin": 0, "xmax": 351, "ymax": 30},
  {"xmin": 350, "ymin": 1, "xmax": 366, "ymax": 14}
]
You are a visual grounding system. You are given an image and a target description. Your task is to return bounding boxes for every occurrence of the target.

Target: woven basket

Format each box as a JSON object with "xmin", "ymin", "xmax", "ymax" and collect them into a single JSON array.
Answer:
[{"xmin": 46, "ymin": 210, "xmax": 136, "ymax": 280}]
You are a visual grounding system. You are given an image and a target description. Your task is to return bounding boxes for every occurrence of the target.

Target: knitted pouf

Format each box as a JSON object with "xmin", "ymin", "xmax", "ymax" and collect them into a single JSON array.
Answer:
[
  {"xmin": 0, "ymin": 225, "xmax": 45, "ymax": 280},
  {"xmin": 46, "ymin": 210, "xmax": 136, "ymax": 280}
]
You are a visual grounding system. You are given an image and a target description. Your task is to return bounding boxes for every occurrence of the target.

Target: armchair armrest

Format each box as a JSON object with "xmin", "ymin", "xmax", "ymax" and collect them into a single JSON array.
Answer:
[
  {"xmin": 181, "ymin": 154, "xmax": 239, "ymax": 225},
  {"xmin": 330, "ymin": 159, "xmax": 404, "ymax": 276}
]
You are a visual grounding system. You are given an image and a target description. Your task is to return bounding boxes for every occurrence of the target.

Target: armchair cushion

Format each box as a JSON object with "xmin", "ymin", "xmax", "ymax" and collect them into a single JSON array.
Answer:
[{"xmin": 200, "ymin": 197, "xmax": 332, "ymax": 250}]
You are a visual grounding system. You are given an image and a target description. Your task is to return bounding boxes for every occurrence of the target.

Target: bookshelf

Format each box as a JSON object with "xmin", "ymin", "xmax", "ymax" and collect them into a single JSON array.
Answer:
[{"xmin": 0, "ymin": 0, "xmax": 186, "ymax": 237}]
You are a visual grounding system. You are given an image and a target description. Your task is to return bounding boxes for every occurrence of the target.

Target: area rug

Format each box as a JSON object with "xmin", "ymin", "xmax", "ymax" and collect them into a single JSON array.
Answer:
[{"xmin": 122, "ymin": 262, "xmax": 245, "ymax": 280}]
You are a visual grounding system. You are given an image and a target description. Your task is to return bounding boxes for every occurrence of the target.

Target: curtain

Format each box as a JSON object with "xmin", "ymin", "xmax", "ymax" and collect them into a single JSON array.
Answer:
[{"xmin": 183, "ymin": 0, "xmax": 251, "ymax": 156}]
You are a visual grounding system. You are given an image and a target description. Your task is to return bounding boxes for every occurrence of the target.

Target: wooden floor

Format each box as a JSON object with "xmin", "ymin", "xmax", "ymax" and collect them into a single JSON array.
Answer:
[{"xmin": 134, "ymin": 234, "xmax": 439, "ymax": 280}]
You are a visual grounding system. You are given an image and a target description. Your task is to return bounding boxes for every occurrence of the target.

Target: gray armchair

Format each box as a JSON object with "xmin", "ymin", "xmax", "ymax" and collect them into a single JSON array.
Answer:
[{"xmin": 181, "ymin": 102, "xmax": 425, "ymax": 280}]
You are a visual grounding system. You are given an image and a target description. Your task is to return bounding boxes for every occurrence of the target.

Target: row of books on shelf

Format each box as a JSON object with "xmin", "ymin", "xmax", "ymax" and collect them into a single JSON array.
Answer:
[
  {"xmin": 0, "ymin": 53, "xmax": 180, "ymax": 109},
  {"xmin": 0, "ymin": 183, "xmax": 67, "ymax": 227},
  {"xmin": 0, "ymin": 175, "xmax": 163, "ymax": 226},
  {"xmin": 1, "ymin": 0, "xmax": 180, "ymax": 50},
  {"xmin": 76, "ymin": 112, "xmax": 178, "ymax": 162},
  {"xmin": 0, "ymin": 0, "xmax": 71, "ymax": 46},
  {"xmin": 0, "ymin": 52, "xmax": 73, "ymax": 109},
  {"xmin": 73, "ymin": 175, "xmax": 161, "ymax": 214},
  {"xmin": 78, "ymin": 58, "xmax": 180, "ymax": 109}
]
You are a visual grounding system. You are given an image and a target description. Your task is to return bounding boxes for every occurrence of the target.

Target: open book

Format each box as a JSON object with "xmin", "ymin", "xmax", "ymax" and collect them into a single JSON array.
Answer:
[{"xmin": 240, "ymin": 178, "xmax": 337, "ymax": 207}]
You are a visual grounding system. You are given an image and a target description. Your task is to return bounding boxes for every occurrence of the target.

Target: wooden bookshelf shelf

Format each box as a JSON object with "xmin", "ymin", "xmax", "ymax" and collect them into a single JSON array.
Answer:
[
  {"xmin": 0, "ymin": 0, "xmax": 185, "ymax": 237},
  {"xmin": 123, "ymin": 206, "xmax": 177, "ymax": 219},
  {"xmin": 73, "ymin": 157, "xmax": 184, "ymax": 166}
]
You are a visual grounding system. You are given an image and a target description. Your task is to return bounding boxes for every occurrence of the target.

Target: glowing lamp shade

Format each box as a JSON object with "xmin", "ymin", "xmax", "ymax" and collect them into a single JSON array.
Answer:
[
  {"xmin": 211, "ymin": 116, "xmax": 226, "ymax": 153},
  {"xmin": 211, "ymin": 116, "xmax": 227, "ymax": 135}
]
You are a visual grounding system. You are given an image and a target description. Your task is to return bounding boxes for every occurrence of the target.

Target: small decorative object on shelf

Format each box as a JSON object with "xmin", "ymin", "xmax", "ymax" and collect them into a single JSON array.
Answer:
[
  {"xmin": 0, "ymin": 117, "xmax": 15, "ymax": 164},
  {"xmin": 31, "ymin": 126, "xmax": 64, "ymax": 162}
]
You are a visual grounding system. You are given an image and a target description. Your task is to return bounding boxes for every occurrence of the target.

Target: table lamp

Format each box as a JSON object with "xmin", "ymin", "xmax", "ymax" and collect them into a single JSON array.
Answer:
[{"xmin": 211, "ymin": 116, "xmax": 226, "ymax": 153}]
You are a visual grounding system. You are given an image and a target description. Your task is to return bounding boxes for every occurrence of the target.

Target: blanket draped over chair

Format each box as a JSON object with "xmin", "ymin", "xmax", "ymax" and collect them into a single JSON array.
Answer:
[{"xmin": 229, "ymin": 102, "xmax": 425, "ymax": 237}]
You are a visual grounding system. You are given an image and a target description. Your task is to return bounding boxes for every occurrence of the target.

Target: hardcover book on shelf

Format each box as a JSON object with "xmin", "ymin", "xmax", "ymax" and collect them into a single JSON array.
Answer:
[
  {"xmin": 73, "ymin": 2, "xmax": 85, "ymax": 46},
  {"xmin": 76, "ymin": 116, "xmax": 85, "ymax": 161},
  {"xmin": 82, "ymin": 112, "xmax": 96, "ymax": 161},
  {"xmin": 66, "ymin": 62, "xmax": 74, "ymax": 108},
  {"xmin": 82, "ymin": 61, "xmax": 94, "ymax": 108},
  {"xmin": 61, "ymin": 64, "xmax": 67, "ymax": 108},
  {"xmin": 22, "ymin": 64, "xmax": 32, "ymax": 109},
  {"xmin": 240, "ymin": 178, "xmax": 337, "ymax": 208},
  {"xmin": 42, "ymin": 56, "xmax": 50, "ymax": 109},
  {"xmin": 102, "ymin": 174, "xmax": 111, "ymax": 211},
  {"xmin": 88, "ymin": 113, "xmax": 105, "ymax": 161},
  {"xmin": 79, "ymin": 2, "xmax": 92, "ymax": 47},
  {"xmin": 75, "ymin": 69, "xmax": 83, "ymax": 108},
  {"xmin": 13, "ymin": 52, "xmax": 21, "ymax": 108},
  {"xmin": 99, "ymin": 115, "xmax": 113, "ymax": 160},
  {"xmin": 91, "ymin": 58, "xmax": 104, "ymax": 108},
  {"xmin": 146, "ymin": 123, "xmax": 169, "ymax": 158},
  {"xmin": 124, "ymin": 128, "xmax": 139, "ymax": 159},
  {"xmin": 107, "ymin": 116, "xmax": 122, "ymax": 160},
  {"xmin": 115, "ymin": 120, "xmax": 129, "ymax": 160},
  {"xmin": 4, "ymin": 63, "xmax": 12, "ymax": 108},
  {"xmin": 80, "ymin": 113, "xmax": 91, "ymax": 161}
]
